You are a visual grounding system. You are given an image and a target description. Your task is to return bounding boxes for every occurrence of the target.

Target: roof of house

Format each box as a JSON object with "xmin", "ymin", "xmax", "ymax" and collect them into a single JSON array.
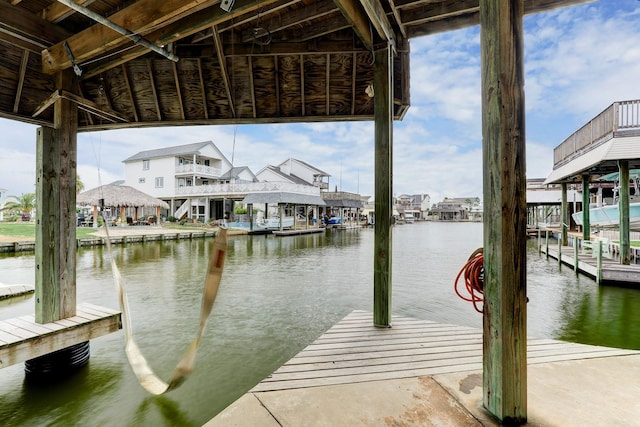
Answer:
[
  {"xmin": 122, "ymin": 141, "xmax": 215, "ymax": 163},
  {"xmin": 279, "ymin": 158, "xmax": 331, "ymax": 177},
  {"xmin": 219, "ymin": 166, "xmax": 256, "ymax": 181},
  {"xmin": 77, "ymin": 184, "xmax": 169, "ymax": 208}
]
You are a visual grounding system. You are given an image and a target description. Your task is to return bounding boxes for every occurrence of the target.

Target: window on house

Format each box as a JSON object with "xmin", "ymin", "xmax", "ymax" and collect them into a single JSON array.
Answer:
[
  {"xmin": 143, "ymin": 160, "xmax": 150, "ymax": 170},
  {"xmin": 138, "ymin": 178, "xmax": 145, "ymax": 184},
  {"xmin": 155, "ymin": 177, "xmax": 164, "ymax": 188},
  {"xmin": 204, "ymin": 159, "xmax": 210, "ymax": 166}
]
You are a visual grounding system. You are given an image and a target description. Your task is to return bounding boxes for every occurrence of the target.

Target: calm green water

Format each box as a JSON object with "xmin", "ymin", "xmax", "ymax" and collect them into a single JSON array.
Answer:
[{"xmin": 0, "ymin": 222, "xmax": 638, "ymax": 426}]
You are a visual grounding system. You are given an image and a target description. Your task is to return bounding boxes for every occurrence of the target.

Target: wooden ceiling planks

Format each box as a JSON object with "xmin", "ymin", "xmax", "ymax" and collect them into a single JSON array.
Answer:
[{"xmin": 0, "ymin": 0, "xmax": 592, "ymax": 130}]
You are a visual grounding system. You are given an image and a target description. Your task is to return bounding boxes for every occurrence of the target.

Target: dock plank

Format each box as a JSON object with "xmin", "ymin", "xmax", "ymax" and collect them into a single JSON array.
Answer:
[
  {"xmin": 0, "ymin": 303, "xmax": 121, "ymax": 368},
  {"xmin": 251, "ymin": 311, "xmax": 640, "ymax": 393}
]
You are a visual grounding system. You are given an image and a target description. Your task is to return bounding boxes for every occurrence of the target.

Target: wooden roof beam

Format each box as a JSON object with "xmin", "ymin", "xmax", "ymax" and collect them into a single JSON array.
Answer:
[
  {"xmin": 13, "ymin": 50, "xmax": 29, "ymax": 114},
  {"xmin": 333, "ymin": 0, "xmax": 373, "ymax": 50},
  {"xmin": 121, "ymin": 64, "xmax": 139, "ymax": 122},
  {"xmin": 237, "ymin": 0, "xmax": 340, "ymax": 43},
  {"xmin": 173, "ymin": 62, "xmax": 186, "ymax": 120},
  {"xmin": 147, "ymin": 60, "xmax": 162, "ymax": 121},
  {"xmin": 42, "ymin": 0, "xmax": 219, "ymax": 75},
  {"xmin": 81, "ymin": 0, "xmax": 283, "ymax": 79},
  {"xmin": 406, "ymin": 0, "xmax": 596, "ymax": 38},
  {"xmin": 212, "ymin": 26, "xmax": 236, "ymax": 118},
  {"xmin": 196, "ymin": 58, "xmax": 209, "ymax": 120},
  {"xmin": 32, "ymin": 89, "xmax": 127, "ymax": 123},
  {"xmin": 359, "ymin": 0, "xmax": 397, "ymax": 52},
  {"xmin": 42, "ymin": 0, "xmax": 100, "ymax": 24},
  {"xmin": 0, "ymin": 2, "xmax": 71, "ymax": 49}
]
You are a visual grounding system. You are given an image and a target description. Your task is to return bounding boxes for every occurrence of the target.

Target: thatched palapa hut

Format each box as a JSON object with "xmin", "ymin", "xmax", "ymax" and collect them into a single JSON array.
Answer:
[{"xmin": 77, "ymin": 184, "xmax": 169, "ymax": 227}]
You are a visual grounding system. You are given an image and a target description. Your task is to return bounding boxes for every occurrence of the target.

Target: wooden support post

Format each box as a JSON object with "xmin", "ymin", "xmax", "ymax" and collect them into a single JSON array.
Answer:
[
  {"xmin": 373, "ymin": 43, "xmax": 393, "ymax": 328},
  {"xmin": 480, "ymin": 0, "xmax": 527, "ymax": 423},
  {"xmin": 596, "ymin": 240, "xmax": 603, "ymax": 285},
  {"xmin": 558, "ymin": 232, "xmax": 562, "ymax": 266},
  {"xmin": 573, "ymin": 237, "xmax": 578, "ymax": 273},
  {"xmin": 561, "ymin": 183, "xmax": 568, "ymax": 246},
  {"xmin": 545, "ymin": 230, "xmax": 549, "ymax": 258},
  {"xmin": 619, "ymin": 160, "xmax": 631, "ymax": 265},
  {"xmin": 35, "ymin": 70, "xmax": 78, "ymax": 324},
  {"xmin": 248, "ymin": 203, "xmax": 254, "ymax": 231},
  {"xmin": 581, "ymin": 175, "xmax": 590, "ymax": 242}
]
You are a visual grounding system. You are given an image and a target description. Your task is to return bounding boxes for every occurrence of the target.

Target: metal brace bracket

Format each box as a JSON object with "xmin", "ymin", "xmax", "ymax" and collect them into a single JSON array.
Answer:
[{"xmin": 63, "ymin": 41, "xmax": 83, "ymax": 77}]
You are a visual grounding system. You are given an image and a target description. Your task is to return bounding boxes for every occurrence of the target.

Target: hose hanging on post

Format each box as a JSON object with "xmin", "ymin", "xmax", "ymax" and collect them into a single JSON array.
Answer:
[{"xmin": 454, "ymin": 248, "xmax": 484, "ymax": 313}]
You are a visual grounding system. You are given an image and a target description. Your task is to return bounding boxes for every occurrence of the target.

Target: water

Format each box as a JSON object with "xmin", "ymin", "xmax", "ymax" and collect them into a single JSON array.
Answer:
[{"xmin": 0, "ymin": 222, "xmax": 638, "ymax": 426}]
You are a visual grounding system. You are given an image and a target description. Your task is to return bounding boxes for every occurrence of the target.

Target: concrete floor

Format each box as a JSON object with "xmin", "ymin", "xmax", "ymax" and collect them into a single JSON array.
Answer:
[{"xmin": 206, "ymin": 354, "xmax": 640, "ymax": 426}]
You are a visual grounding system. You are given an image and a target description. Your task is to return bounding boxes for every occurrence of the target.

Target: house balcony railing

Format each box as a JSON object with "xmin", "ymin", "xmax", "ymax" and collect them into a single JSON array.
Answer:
[
  {"xmin": 175, "ymin": 164, "xmax": 222, "ymax": 177},
  {"xmin": 553, "ymin": 100, "xmax": 640, "ymax": 169},
  {"xmin": 175, "ymin": 182, "xmax": 322, "ymax": 197}
]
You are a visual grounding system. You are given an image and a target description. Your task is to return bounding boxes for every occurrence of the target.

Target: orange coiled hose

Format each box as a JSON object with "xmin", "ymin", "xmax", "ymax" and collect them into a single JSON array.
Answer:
[{"xmin": 454, "ymin": 248, "xmax": 484, "ymax": 313}]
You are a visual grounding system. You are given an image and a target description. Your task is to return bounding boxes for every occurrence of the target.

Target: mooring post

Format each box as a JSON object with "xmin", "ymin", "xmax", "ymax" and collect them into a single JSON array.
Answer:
[
  {"xmin": 581, "ymin": 175, "xmax": 590, "ymax": 243},
  {"xmin": 373, "ymin": 43, "xmax": 393, "ymax": 328},
  {"xmin": 558, "ymin": 231, "xmax": 562, "ymax": 266},
  {"xmin": 573, "ymin": 237, "xmax": 578, "ymax": 273},
  {"xmin": 480, "ymin": 0, "xmax": 527, "ymax": 423},
  {"xmin": 618, "ymin": 160, "xmax": 631, "ymax": 265},
  {"xmin": 561, "ymin": 182, "xmax": 568, "ymax": 246}
]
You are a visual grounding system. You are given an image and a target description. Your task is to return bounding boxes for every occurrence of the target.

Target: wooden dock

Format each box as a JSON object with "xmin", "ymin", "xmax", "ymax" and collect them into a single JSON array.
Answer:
[
  {"xmin": 272, "ymin": 228, "xmax": 325, "ymax": 236},
  {"xmin": 540, "ymin": 244, "xmax": 640, "ymax": 286},
  {"xmin": 208, "ymin": 311, "xmax": 640, "ymax": 426},
  {"xmin": 251, "ymin": 310, "xmax": 636, "ymax": 392},
  {"xmin": 0, "ymin": 302, "xmax": 121, "ymax": 368}
]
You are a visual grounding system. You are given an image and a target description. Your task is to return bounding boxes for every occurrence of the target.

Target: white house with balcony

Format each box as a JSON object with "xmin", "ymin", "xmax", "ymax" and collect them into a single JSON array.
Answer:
[
  {"xmin": 257, "ymin": 158, "xmax": 330, "ymax": 190},
  {"xmin": 123, "ymin": 142, "xmax": 327, "ymax": 223}
]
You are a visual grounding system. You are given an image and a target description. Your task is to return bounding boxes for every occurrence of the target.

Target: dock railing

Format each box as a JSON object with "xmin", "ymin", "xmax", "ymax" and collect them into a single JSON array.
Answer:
[{"xmin": 553, "ymin": 100, "xmax": 640, "ymax": 168}]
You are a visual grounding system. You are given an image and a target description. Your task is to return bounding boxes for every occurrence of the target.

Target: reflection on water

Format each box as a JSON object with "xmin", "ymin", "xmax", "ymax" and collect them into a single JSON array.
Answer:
[{"xmin": 0, "ymin": 222, "xmax": 638, "ymax": 426}]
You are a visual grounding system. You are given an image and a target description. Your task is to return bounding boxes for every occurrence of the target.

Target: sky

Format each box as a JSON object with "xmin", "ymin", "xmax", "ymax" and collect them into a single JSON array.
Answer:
[{"xmin": 2, "ymin": 0, "xmax": 640, "ymax": 205}]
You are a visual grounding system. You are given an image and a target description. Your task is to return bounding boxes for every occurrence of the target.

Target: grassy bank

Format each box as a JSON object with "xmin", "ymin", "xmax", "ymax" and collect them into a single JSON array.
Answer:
[{"xmin": 0, "ymin": 222, "xmax": 215, "ymax": 241}]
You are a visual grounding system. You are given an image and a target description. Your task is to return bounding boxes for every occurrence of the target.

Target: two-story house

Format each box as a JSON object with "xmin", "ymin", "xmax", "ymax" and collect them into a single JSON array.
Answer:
[
  {"xmin": 124, "ymin": 141, "xmax": 258, "ymax": 221},
  {"xmin": 123, "ymin": 142, "xmax": 327, "ymax": 223},
  {"xmin": 395, "ymin": 194, "xmax": 430, "ymax": 220}
]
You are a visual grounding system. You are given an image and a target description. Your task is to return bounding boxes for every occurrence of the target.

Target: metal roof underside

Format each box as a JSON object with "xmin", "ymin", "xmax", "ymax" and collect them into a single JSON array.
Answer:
[
  {"xmin": 324, "ymin": 199, "xmax": 364, "ymax": 208},
  {"xmin": 544, "ymin": 136, "xmax": 640, "ymax": 185},
  {"xmin": 243, "ymin": 192, "xmax": 326, "ymax": 205},
  {"xmin": 1, "ymin": 0, "xmax": 593, "ymax": 132}
]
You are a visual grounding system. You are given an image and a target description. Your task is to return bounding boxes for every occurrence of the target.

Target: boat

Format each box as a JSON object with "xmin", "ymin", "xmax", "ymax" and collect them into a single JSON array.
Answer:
[
  {"xmin": 254, "ymin": 216, "xmax": 295, "ymax": 230},
  {"xmin": 404, "ymin": 213, "xmax": 415, "ymax": 223},
  {"xmin": 572, "ymin": 169, "xmax": 640, "ymax": 230},
  {"xmin": 572, "ymin": 202, "xmax": 640, "ymax": 231}
]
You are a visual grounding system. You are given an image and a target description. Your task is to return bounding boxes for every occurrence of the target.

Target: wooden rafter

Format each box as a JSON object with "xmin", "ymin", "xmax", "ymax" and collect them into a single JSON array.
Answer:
[
  {"xmin": 360, "ymin": 0, "xmax": 397, "ymax": 51},
  {"xmin": 212, "ymin": 25, "xmax": 236, "ymax": 118},
  {"xmin": 32, "ymin": 89, "xmax": 127, "ymax": 123},
  {"xmin": 42, "ymin": 0, "xmax": 99, "ymax": 24},
  {"xmin": 300, "ymin": 54, "xmax": 305, "ymax": 116},
  {"xmin": 326, "ymin": 54, "xmax": 330, "ymax": 115},
  {"xmin": 387, "ymin": 0, "xmax": 407, "ymax": 38},
  {"xmin": 274, "ymin": 57, "xmax": 281, "ymax": 117},
  {"xmin": 42, "ymin": 0, "xmax": 220, "ymax": 75},
  {"xmin": 78, "ymin": 0, "xmax": 283, "ymax": 78},
  {"xmin": 237, "ymin": 0, "xmax": 340, "ymax": 44},
  {"xmin": 333, "ymin": 0, "xmax": 374, "ymax": 50},
  {"xmin": 351, "ymin": 52, "xmax": 356, "ymax": 115},
  {"xmin": 121, "ymin": 64, "xmax": 139, "ymax": 122},
  {"xmin": 0, "ymin": 2, "xmax": 70, "ymax": 49},
  {"xmin": 249, "ymin": 56, "xmax": 256, "ymax": 119},
  {"xmin": 197, "ymin": 58, "xmax": 209, "ymax": 120},
  {"xmin": 147, "ymin": 60, "xmax": 162, "ymax": 121},
  {"xmin": 13, "ymin": 50, "xmax": 29, "ymax": 114},
  {"xmin": 173, "ymin": 62, "xmax": 185, "ymax": 120},
  {"xmin": 76, "ymin": 80, "xmax": 94, "ymax": 126}
]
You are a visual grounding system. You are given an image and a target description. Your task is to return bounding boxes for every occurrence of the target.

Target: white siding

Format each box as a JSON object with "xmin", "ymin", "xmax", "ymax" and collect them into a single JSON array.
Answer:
[{"xmin": 124, "ymin": 157, "xmax": 175, "ymax": 198}]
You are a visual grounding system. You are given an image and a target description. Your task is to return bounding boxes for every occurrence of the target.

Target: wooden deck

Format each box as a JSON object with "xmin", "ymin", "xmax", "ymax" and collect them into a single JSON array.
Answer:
[
  {"xmin": 272, "ymin": 228, "xmax": 325, "ymax": 236},
  {"xmin": 251, "ymin": 310, "xmax": 638, "ymax": 392},
  {"xmin": 0, "ymin": 303, "xmax": 121, "ymax": 368},
  {"xmin": 541, "ymin": 244, "xmax": 640, "ymax": 286}
]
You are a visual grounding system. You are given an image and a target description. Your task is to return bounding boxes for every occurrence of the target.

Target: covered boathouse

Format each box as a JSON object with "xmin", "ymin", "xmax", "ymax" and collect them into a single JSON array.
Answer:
[{"xmin": 0, "ymin": 0, "xmax": 606, "ymax": 424}]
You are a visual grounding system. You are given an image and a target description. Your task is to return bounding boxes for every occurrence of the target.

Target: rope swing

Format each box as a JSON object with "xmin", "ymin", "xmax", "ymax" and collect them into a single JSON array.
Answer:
[{"xmin": 103, "ymin": 215, "xmax": 228, "ymax": 394}]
